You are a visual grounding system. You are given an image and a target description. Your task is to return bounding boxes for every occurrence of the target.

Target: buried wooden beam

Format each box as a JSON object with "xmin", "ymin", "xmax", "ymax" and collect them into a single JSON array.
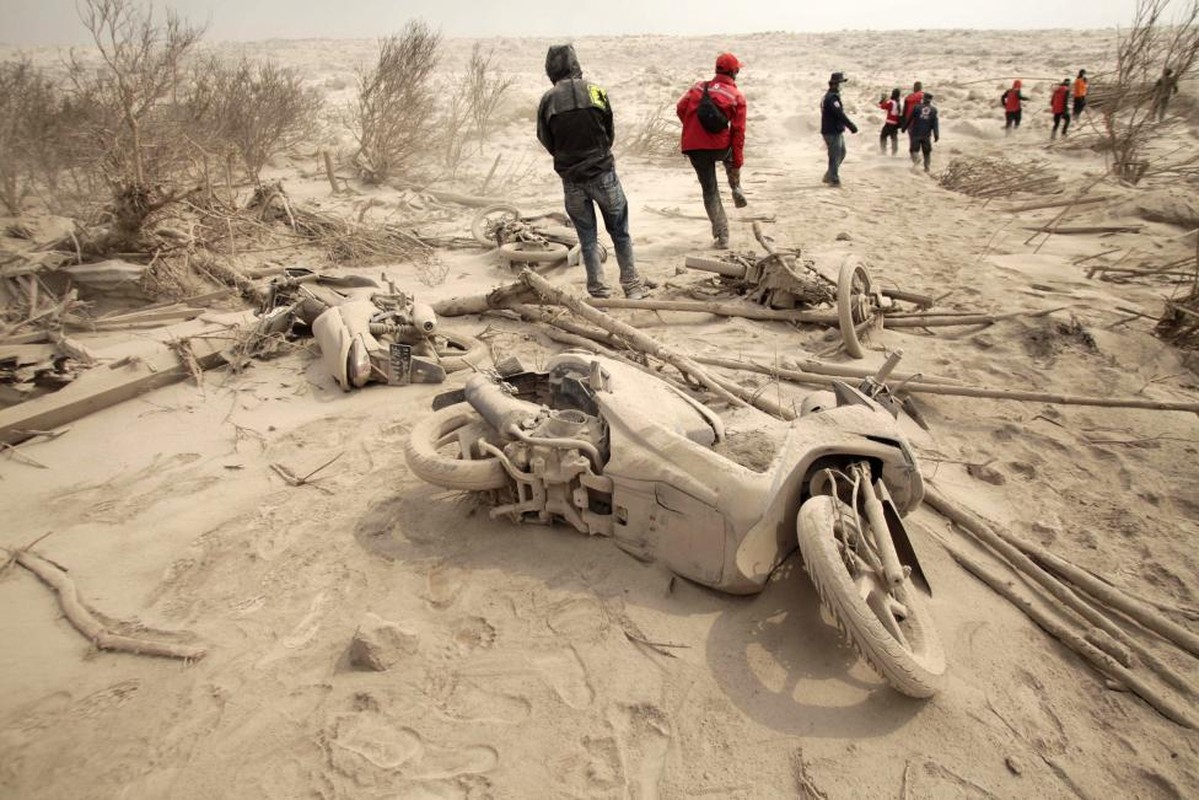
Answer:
[{"xmin": 0, "ymin": 311, "xmax": 252, "ymax": 446}]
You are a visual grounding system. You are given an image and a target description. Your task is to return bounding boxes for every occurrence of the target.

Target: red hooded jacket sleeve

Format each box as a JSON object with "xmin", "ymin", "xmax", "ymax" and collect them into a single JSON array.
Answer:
[{"xmin": 676, "ymin": 74, "xmax": 747, "ymax": 168}]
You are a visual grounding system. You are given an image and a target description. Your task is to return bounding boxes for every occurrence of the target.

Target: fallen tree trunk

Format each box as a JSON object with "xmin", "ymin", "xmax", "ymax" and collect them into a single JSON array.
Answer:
[
  {"xmin": 431, "ymin": 281, "xmax": 533, "ymax": 317},
  {"xmin": 15, "ymin": 550, "xmax": 207, "ymax": 661}
]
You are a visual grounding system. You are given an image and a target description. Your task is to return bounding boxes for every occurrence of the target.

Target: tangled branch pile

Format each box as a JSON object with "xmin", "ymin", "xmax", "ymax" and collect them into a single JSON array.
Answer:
[
  {"xmin": 938, "ymin": 156, "xmax": 1061, "ymax": 198},
  {"xmin": 1155, "ymin": 279, "xmax": 1199, "ymax": 349}
]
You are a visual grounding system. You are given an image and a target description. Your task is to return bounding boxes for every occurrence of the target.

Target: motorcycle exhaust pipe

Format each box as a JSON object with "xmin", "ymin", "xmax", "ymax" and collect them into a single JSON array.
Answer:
[{"xmin": 464, "ymin": 374, "xmax": 543, "ymax": 436}]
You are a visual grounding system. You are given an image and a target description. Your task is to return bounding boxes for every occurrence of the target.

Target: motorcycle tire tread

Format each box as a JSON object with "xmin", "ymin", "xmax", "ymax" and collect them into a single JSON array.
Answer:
[
  {"xmin": 404, "ymin": 403, "xmax": 508, "ymax": 492},
  {"xmin": 797, "ymin": 495, "xmax": 947, "ymax": 698}
]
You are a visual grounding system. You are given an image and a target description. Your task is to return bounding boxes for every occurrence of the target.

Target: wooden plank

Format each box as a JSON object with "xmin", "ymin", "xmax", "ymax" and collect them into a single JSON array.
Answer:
[
  {"xmin": 0, "ymin": 311, "xmax": 252, "ymax": 445},
  {"xmin": 0, "ymin": 344, "xmax": 56, "ymax": 363}
]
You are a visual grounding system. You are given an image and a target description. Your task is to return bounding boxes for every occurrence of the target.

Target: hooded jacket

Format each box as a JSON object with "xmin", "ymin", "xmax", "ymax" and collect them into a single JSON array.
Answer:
[
  {"xmin": 676, "ymin": 72, "xmax": 747, "ymax": 167},
  {"xmin": 536, "ymin": 45, "xmax": 615, "ymax": 182},
  {"xmin": 1003, "ymin": 81, "xmax": 1027, "ymax": 112}
]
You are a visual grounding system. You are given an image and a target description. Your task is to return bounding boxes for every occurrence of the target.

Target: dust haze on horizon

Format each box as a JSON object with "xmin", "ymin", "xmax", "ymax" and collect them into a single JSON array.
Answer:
[{"xmin": 1, "ymin": 0, "xmax": 1136, "ymax": 46}]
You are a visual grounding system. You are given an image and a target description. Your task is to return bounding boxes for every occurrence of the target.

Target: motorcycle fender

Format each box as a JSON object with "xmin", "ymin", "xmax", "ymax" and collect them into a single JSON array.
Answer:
[
  {"xmin": 882, "ymin": 497, "xmax": 931, "ymax": 596},
  {"xmin": 312, "ymin": 306, "xmax": 354, "ymax": 390}
]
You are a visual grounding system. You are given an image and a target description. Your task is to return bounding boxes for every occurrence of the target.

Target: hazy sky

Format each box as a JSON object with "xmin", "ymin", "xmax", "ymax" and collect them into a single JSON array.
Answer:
[{"xmin": 2, "ymin": 0, "xmax": 1135, "ymax": 45}]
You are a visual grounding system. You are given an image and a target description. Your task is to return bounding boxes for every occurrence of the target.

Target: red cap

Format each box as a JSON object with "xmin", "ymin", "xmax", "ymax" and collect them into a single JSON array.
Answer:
[{"xmin": 716, "ymin": 52, "xmax": 743, "ymax": 74}]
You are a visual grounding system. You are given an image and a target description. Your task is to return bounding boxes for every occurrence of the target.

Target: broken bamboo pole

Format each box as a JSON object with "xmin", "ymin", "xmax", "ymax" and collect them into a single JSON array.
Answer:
[
  {"xmin": 520, "ymin": 270, "xmax": 760, "ymax": 413},
  {"xmin": 586, "ymin": 297, "xmax": 839, "ymax": 324},
  {"xmin": 940, "ymin": 538, "xmax": 1197, "ymax": 729},
  {"xmin": 14, "ymin": 550, "xmax": 207, "ymax": 660},
  {"xmin": 925, "ymin": 486, "xmax": 1197, "ymax": 699},
  {"xmin": 1012, "ymin": 545, "xmax": 1199, "ymax": 659},
  {"xmin": 695, "ymin": 355, "xmax": 1199, "ymax": 414}
]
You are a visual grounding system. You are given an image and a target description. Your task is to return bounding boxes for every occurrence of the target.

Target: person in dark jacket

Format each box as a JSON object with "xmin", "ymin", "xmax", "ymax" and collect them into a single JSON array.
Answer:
[
  {"xmin": 676, "ymin": 52, "xmax": 748, "ymax": 249},
  {"xmin": 907, "ymin": 93, "xmax": 939, "ymax": 172},
  {"xmin": 1153, "ymin": 67, "xmax": 1179, "ymax": 122},
  {"xmin": 537, "ymin": 44, "xmax": 648, "ymax": 299},
  {"xmin": 821, "ymin": 72, "xmax": 858, "ymax": 186}
]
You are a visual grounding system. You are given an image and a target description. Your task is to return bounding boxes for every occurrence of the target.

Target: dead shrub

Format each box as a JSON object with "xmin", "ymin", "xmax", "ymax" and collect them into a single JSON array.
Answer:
[
  {"xmin": 438, "ymin": 44, "xmax": 517, "ymax": 176},
  {"xmin": 1093, "ymin": 0, "xmax": 1199, "ymax": 184},
  {"xmin": 349, "ymin": 21, "xmax": 441, "ymax": 184},
  {"xmin": 187, "ymin": 56, "xmax": 323, "ymax": 185},
  {"xmin": 68, "ymin": 0, "xmax": 206, "ymax": 246},
  {"xmin": 618, "ymin": 102, "xmax": 680, "ymax": 162},
  {"xmin": 0, "ymin": 59, "xmax": 66, "ymax": 215}
]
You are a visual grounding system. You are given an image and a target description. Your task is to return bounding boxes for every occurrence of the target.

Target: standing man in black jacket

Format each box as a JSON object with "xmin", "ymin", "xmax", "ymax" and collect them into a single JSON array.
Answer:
[
  {"xmin": 537, "ymin": 44, "xmax": 648, "ymax": 299},
  {"xmin": 821, "ymin": 72, "xmax": 858, "ymax": 187},
  {"xmin": 907, "ymin": 93, "xmax": 939, "ymax": 172}
]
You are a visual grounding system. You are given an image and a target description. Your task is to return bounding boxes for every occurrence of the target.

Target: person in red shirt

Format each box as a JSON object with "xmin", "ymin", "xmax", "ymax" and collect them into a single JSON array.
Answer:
[
  {"xmin": 1050, "ymin": 79, "xmax": 1071, "ymax": 138},
  {"xmin": 900, "ymin": 81, "xmax": 924, "ymax": 130},
  {"xmin": 677, "ymin": 52, "xmax": 748, "ymax": 249},
  {"xmin": 1002, "ymin": 79, "xmax": 1029, "ymax": 134},
  {"xmin": 878, "ymin": 88, "xmax": 902, "ymax": 155}
]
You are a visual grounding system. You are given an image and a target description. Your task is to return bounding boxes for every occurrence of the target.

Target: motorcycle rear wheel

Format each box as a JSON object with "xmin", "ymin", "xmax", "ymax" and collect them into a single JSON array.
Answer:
[
  {"xmin": 797, "ymin": 494, "xmax": 946, "ymax": 697},
  {"xmin": 836, "ymin": 258, "xmax": 875, "ymax": 359},
  {"xmin": 471, "ymin": 203, "xmax": 522, "ymax": 246},
  {"xmin": 404, "ymin": 403, "xmax": 508, "ymax": 491}
]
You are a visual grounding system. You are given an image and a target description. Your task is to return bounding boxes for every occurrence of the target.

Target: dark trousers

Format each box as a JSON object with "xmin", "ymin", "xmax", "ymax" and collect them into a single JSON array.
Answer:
[
  {"xmin": 880, "ymin": 123, "xmax": 899, "ymax": 154},
  {"xmin": 909, "ymin": 135, "xmax": 932, "ymax": 171},
  {"xmin": 1072, "ymin": 97, "xmax": 1086, "ymax": 117},
  {"xmin": 561, "ymin": 169, "xmax": 640, "ymax": 296},
  {"xmin": 686, "ymin": 150, "xmax": 729, "ymax": 241},
  {"xmin": 822, "ymin": 133, "xmax": 847, "ymax": 184},
  {"xmin": 1052, "ymin": 112, "xmax": 1071, "ymax": 138},
  {"xmin": 1004, "ymin": 110, "xmax": 1022, "ymax": 132}
]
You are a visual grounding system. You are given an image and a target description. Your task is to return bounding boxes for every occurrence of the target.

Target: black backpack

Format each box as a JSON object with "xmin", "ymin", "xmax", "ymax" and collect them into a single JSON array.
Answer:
[{"xmin": 696, "ymin": 82, "xmax": 730, "ymax": 134}]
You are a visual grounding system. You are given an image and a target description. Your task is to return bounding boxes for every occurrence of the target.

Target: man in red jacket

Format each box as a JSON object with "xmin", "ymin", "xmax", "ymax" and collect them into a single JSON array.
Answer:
[
  {"xmin": 676, "ymin": 52, "xmax": 747, "ymax": 249},
  {"xmin": 1050, "ymin": 79, "xmax": 1071, "ymax": 138},
  {"xmin": 1002, "ymin": 80, "xmax": 1029, "ymax": 134}
]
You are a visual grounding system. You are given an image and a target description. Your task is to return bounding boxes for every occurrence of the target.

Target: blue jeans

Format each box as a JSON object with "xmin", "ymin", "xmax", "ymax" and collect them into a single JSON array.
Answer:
[
  {"xmin": 822, "ymin": 133, "xmax": 846, "ymax": 183},
  {"xmin": 562, "ymin": 169, "xmax": 640, "ymax": 296}
]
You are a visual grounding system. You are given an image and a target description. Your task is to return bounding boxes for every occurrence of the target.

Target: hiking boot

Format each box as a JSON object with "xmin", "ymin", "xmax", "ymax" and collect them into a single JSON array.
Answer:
[
  {"xmin": 588, "ymin": 286, "xmax": 613, "ymax": 299},
  {"xmin": 732, "ymin": 187, "xmax": 748, "ymax": 208},
  {"xmin": 625, "ymin": 287, "xmax": 646, "ymax": 300},
  {"xmin": 715, "ymin": 235, "xmax": 730, "ymax": 249}
]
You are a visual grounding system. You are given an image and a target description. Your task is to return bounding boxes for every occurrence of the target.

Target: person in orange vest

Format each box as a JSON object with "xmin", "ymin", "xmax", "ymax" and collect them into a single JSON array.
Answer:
[
  {"xmin": 1072, "ymin": 69, "xmax": 1088, "ymax": 117},
  {"xmin": 878, "ymin": 88, "xmax": 901, "ymax": 155},
  {"xmin": 1001, "ymin": 79, "xmax": 1029, "ymax": 134},
  {"xmin": 1051, "ymin": 79, "xmax": 1071, "ymax": 138},
  {"xmin": 901, "ymin": 81, "xmax": 924, "ymax": 129}
]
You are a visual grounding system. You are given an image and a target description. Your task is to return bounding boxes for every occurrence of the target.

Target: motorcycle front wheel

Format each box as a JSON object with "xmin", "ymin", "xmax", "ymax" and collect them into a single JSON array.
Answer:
[
  {"xmin": 404, "ymin": 403, "xmax": 508, "ymax": 492},
  {"xmin": 797, "ymin": 495, "xmax": 946, "ymax": 698}
]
